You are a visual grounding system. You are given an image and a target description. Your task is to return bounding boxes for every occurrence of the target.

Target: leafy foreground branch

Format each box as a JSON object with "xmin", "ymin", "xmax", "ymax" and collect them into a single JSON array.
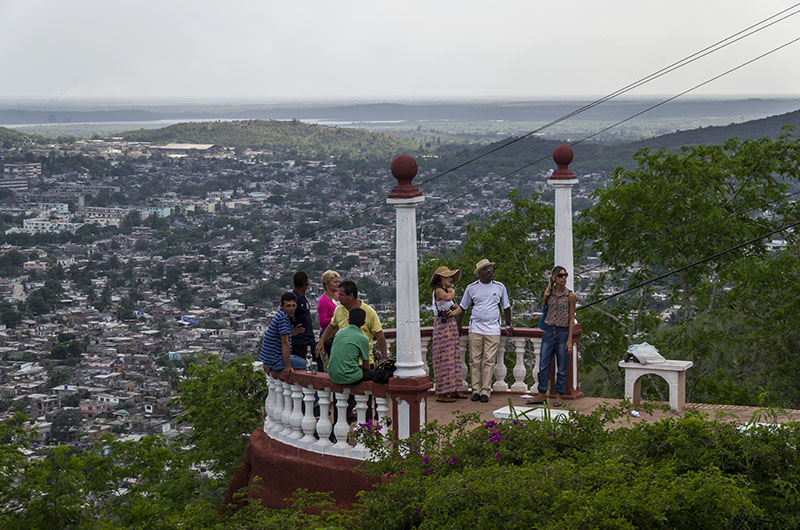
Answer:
[{"xmin": 3, "ymin": 399, "xmax": 800, "ymax": 529}]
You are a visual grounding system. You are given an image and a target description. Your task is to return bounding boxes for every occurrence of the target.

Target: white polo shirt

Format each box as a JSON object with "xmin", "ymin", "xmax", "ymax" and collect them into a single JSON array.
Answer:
[{"xmin": 459, "ymin": 280, "xmax": 510, "ymax": 335}]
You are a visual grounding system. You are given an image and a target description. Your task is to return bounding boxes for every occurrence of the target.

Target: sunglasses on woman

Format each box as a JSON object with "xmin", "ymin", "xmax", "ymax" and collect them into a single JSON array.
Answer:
[{"xmin": 557, "ymin": 273, "xmax": 568, "ymax": 278}]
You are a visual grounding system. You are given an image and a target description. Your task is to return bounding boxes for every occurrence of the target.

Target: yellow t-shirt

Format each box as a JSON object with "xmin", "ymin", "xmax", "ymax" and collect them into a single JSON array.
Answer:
[{"xmin": 330, "ymin": 301, "xmax": 383, "ymax": 364}]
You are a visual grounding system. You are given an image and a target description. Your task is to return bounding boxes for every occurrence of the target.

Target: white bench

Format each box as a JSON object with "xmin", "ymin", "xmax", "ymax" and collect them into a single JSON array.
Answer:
[
  {"xmin": 618, "ymin": 360, "xmax": 693, "ymax": 411},
  {"xmin": 492, "ymin": 405, "xmax": 570, "ymax": 421}
]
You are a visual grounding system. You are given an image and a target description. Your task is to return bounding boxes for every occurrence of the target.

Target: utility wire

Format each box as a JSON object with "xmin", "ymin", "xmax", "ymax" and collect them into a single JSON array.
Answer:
[
  {"xmin": 576, "ymin": 218, "xmax": 800, "ymax": 312},
  {"xmin": 175, "ymin": 22, "xmax": 800, "ymax": 302},
  {"xmin": 575, "ymin": 188, "xmax": 800, "ymax": 277},
  {"xmin": 416, "ymin": 3, "xmax": 800, "ymax": 187}
]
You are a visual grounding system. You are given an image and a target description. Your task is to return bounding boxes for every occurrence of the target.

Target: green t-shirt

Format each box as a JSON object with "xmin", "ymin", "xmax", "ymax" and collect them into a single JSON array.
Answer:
[{"xmin": 328, "ymin": 324, "xmax": 370, "ymax": 385}]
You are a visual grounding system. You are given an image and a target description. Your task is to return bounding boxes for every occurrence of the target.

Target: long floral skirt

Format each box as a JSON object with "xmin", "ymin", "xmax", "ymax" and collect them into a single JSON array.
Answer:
[{"xmin": 432, "ymin": 316, "xmax": 463, "ymax": 394}]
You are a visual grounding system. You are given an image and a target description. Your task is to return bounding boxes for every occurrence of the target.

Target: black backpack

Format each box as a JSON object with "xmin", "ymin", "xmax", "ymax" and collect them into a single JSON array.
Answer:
[{"xmin": 372, "ymin": 358, "xmax": 396, "ymax": 384}]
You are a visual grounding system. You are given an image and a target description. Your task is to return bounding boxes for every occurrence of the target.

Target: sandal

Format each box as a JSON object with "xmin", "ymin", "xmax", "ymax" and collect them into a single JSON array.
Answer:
[
  {"xmin": 452, "ymin": 392, "xmax": 470, "ymax": 399},
  {"xmin": 436, "ymin": 396, "xmax": 457, "ymax": 403}
]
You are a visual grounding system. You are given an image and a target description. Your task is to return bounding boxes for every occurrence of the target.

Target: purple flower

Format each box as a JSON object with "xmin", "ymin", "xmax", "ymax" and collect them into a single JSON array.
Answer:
[
  {"xmin": 449, "ymin": 455, "xmax": 458, "ymax": 466},
  {"xmin": 413, "ymin": 508, "xmax": 421, "ymax": 517},
  {"xmin": 495, "ymin": 451, "xmax": 502, "ymax": 461},
  {"xmin": 488, "ymin": 428, "xmax": 503, "ymax": 443},
  {"xmin": 423, "ymin": 466, "xmax": 435, "ymax": 476},
  {"xmin": 422, "ymin": 455, "xmax": 429, "ymax": 464},
  {"xmin": 483, "ymin": 420, "xmax": 498, "ymax": 429}
]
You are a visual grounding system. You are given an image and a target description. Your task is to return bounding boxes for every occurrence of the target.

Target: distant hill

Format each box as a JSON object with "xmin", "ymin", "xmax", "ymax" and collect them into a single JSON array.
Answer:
[
  {"xmin": 632, "ymin": 108, "xmax": 800, "ymax": 151},
  {"xmin": 121, "ymin": 120, "xmax": 420, "ymax": 160},
  {"xmin": 0, "ymin": 126, "xmax": 42, "ymax": 144},
  {"xmin": 443, "ymin": 106, "xmax": 800, "ymax": 175}
]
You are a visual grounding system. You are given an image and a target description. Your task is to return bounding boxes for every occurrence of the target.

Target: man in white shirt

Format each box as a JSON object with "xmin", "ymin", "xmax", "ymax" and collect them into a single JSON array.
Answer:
[{"xmin": 457, "ymin": 259, "xmax": 513, "ymax": 403}]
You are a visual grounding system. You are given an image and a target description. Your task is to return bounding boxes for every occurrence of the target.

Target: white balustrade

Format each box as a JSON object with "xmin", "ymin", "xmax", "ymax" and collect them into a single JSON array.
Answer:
[
  {"xmin": 492, "ymin": 336, "xmax": 510, "ymax": 392},
  {"xmin": 264, "ymin": 375, "xmax": 274, "ymax": 432},
  {"xmin": 374, "ymin": 395, "xmax": 391, "ymax": 442},
  {"xmin": 271, "ymin": 378, "xmax": 284, "ymax": 436},
  {"xmin": 261, "ymin": 328, "xmax": 560, "ymax": 462},
  {"xmin": 350, "ymin": 392, "xmax": 371, "ymax": 459},
  {"xmin": 421, "ymin": 336, "xmax": 431, "ymax": 377},
  {"xmin": 300, "ymin": 386, "xmax": 317, "ymax": 448},
  {"xmin": 313, "ymin": 388, "xmax": 333, "ymax": 453},
  {"xmin": 289, "ymin": 383, "xmax": 304, "ymax": 440},
  {"xmin": 280, "ymin": 382, "xmax": 293, "ymax": 439},
  {"xmin": 330, "ymin": 390, "xmax": 351, "ymax": 457},
  {"xmin": 510, "ymin": 337, "xmax": 529, "ymax": 392},
  {"xmin": 459, "ymin": 335, "xmax": 470, "ymax": 391}
]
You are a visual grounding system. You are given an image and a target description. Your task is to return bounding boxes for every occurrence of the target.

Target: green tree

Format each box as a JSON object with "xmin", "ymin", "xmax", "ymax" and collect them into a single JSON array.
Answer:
[
  {"xmin": 578, "ymin": 131, "xmax": 800, "ymax": 401},
  {"xmin": 175, "ymin": 355, "xmax": 267, "ymax": 480},
  {"xmin": 50, "ymin": 409, "xmax": 84, "ymax": 442}
]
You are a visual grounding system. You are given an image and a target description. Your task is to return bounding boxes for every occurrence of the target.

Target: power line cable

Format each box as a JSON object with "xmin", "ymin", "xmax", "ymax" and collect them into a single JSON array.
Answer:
[
  {"xmin": 175, "ymin": 24, "xmax": 800, "ymax": 304},
  {"xmin": 416, "ymin": 3, "xmax": 800, "ymax": 187},
  {"xmin": 576, "ymin": 218, "xmax": 800, "ymax": 312},
  {"xmin": 575, "ymin": 188, "xmax": 800, "ymax": 277}
]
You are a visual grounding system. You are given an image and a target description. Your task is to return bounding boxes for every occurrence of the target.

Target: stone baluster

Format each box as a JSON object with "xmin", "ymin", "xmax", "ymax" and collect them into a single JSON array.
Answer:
[
  {"xmin": 263, "ymin": 375, "xmax": 273, "ymax": 432},
  {"xmin": 313, "ymin": 388, "xmax": 333, "ymax": 453},
  {"xmin": 492, "ymin": 336, "xmax": 509, "ymax": 392},
  {"xmin": 531, "ymin": 337, "xmax": 542, "ymax": 381},
  {"xmin": 299, "ymin": 386, "xmax": 317, "ymax": 448},
  {"xmin": 351, "ymin": 391, "xmax": 371, "ymax": 459},
  {"xmin": 289, "ymin": 383, "xmax": 304, "ymax": 440},
  {"xmin": 511, "ymin": 337, "xmax": 529, "ymax": 392},
  {"xmin": 280, "ymin": 381, "xmax": 293, "ymax": 439},
  {"xmin": 421, "ymin": 336, "xmax": 431, "ymax": 376},
  {"xmin": 330, "ymin": 390, "xmax": 351, "ymax": 457},
  {"xmin": 270, "ymin": 378, "xmax": 284, "ymax": 436},
  {"xmin": 374, "ymin": 395, "xmax": 391, "ymax": 441},
  {"xmin": 459, "ymin": 335, "xmax": 470, "ymax": 392}
]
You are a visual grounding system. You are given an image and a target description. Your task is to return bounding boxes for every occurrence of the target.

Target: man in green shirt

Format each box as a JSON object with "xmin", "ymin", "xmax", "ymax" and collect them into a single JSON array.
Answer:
[
  {"xmin": 328, "ymin": 307, "xmax": 373, "ymax": 385},
  {"xmin": 328, "ymin": 308, "xmax": 375, "ymax": 424}
]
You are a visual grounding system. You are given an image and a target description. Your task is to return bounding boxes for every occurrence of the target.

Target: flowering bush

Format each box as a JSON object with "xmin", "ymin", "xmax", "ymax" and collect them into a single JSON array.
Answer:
[{"xmin": 350, "ymin": 403, "xmax": 800, "ymax": 529}]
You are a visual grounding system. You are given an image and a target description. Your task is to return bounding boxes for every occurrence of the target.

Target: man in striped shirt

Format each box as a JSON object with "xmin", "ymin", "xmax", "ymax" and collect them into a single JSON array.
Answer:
[{"xmin": 260, "ymin": 292, "xmax": 307, "ymax": 376}]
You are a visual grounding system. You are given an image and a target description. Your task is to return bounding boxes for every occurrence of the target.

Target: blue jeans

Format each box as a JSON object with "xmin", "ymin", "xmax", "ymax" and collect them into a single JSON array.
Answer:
[
  {"xmin": 537, "ymin": 326, "xmax": 570, "ymax": 395},
  {"xmin": 266, "ymin": 354, "xmax": 308, "ymax": 371}
]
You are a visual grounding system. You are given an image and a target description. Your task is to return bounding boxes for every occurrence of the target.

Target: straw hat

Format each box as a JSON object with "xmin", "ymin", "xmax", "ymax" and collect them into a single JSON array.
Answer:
[
  {"xmin": 473, "ymin": 258, "xmax": 495, "ymax": 275},
  {"xmin": 429, "ymin": 266, "xmax": 461, "ymax": 289}
]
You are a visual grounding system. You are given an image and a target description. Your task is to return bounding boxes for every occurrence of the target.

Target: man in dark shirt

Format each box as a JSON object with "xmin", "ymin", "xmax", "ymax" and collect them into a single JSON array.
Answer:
[{"xmin": 290, "ymin": 271, "xmax": 317, "ymax": 368}]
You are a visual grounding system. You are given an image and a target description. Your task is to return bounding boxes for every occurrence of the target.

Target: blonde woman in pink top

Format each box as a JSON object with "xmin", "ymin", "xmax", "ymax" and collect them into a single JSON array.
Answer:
[{"xmin": 317, "ymin": 270, "xmax": 340, "ymax": 358}]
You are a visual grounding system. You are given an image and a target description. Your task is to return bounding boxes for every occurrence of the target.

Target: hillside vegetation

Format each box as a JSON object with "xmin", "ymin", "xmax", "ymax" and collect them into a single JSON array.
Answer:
[
  {"xmin": 122, "ymin": 120, "xmax": 421, "ymax": 161},
  {"xmin": 0, "ymin": 126, "xmax": 42, "ymax": 144}
]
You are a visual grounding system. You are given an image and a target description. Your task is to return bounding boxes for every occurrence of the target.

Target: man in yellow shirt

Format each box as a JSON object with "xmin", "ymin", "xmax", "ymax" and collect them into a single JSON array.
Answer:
[{"xmin": 316, "ymin": 280, "xmax": 388, "ymax": 366}]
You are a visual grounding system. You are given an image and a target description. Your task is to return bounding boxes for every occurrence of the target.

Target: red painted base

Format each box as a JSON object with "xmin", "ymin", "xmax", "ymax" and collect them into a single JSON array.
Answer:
[{"xmin": 222, "ymin": 427, "xmax": 378, "ymax": 511}]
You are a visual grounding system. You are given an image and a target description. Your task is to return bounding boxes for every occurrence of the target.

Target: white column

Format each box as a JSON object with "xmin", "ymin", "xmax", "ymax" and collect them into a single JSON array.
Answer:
[
  {"xmin": 330, "ymin": 390, "xmax": 351, "ymax": 456},
  {"xmin": 264, "ymin": 375, "xmax": 275, "ymax": 432},
  {"xmin": 289, "ymin": 383, "xmax": 304, "ymax": 440},
  {"xmin": 511, "ymin": 337, "xmax": 529, "ymax": 392},
  {"xmin": 387, "ymin": 197, "xmax": 427, "ymax": 378},
  {"xmin": 299, "ymin": 386, "xmax": 317, "ymax": 448},
  {"xmin": 459, "ymin": 335, "xmax": 470, "ymax": 391},
  {"xmin": 550, "ymin": 180, "xmax": 578, "ymax": 292},
  {"xmin": 374, "ymin": 395, "xmax": 390, "ymax": 442},
  {"xmin": 271, "ymin": 378, "xmax": 285, "ymax": 436},
  {"xmin": 492, "ymin": 336, "xmax": 509, "ymax": 392},
  {"xmin": 280, "ymin": 382, "xmax": 293, "ymax": 438},
  {"xmin": 313, "ymin": 388, "xmax": 333, "ymax": 453}
]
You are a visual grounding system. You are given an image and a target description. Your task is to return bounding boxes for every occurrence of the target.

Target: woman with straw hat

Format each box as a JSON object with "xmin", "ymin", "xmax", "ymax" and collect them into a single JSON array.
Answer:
[{"xmin": 429, "ymin": 266, "xmax": 468, "ymax": 402}]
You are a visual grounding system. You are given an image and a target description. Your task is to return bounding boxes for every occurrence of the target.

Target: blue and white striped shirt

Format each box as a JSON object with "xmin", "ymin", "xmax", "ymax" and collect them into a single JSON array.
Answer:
[{"xmin": 259, "ymin": 309, "xmax": 293, "ymax": 369}]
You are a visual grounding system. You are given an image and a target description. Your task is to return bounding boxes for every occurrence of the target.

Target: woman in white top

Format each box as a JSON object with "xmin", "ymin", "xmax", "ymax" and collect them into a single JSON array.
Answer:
[{"xmin": 429, "ymin": 266, "xmax": 467, "ymax": 402}]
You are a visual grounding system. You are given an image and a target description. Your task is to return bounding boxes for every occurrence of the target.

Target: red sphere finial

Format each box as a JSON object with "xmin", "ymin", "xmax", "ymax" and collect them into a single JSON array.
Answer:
[
  {"xmin": 388, "ymin": 155, "xmax": 422, "ymax": 199},
  {"xmin": 550, "ymin": 144, "xmax": 577, "ymax": 181}
]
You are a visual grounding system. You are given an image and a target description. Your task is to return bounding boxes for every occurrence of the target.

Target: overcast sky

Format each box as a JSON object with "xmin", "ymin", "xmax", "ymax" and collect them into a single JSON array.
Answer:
[{"xmin": 1, "ymin": 0, "xmax": 799, "ymax": 102}]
